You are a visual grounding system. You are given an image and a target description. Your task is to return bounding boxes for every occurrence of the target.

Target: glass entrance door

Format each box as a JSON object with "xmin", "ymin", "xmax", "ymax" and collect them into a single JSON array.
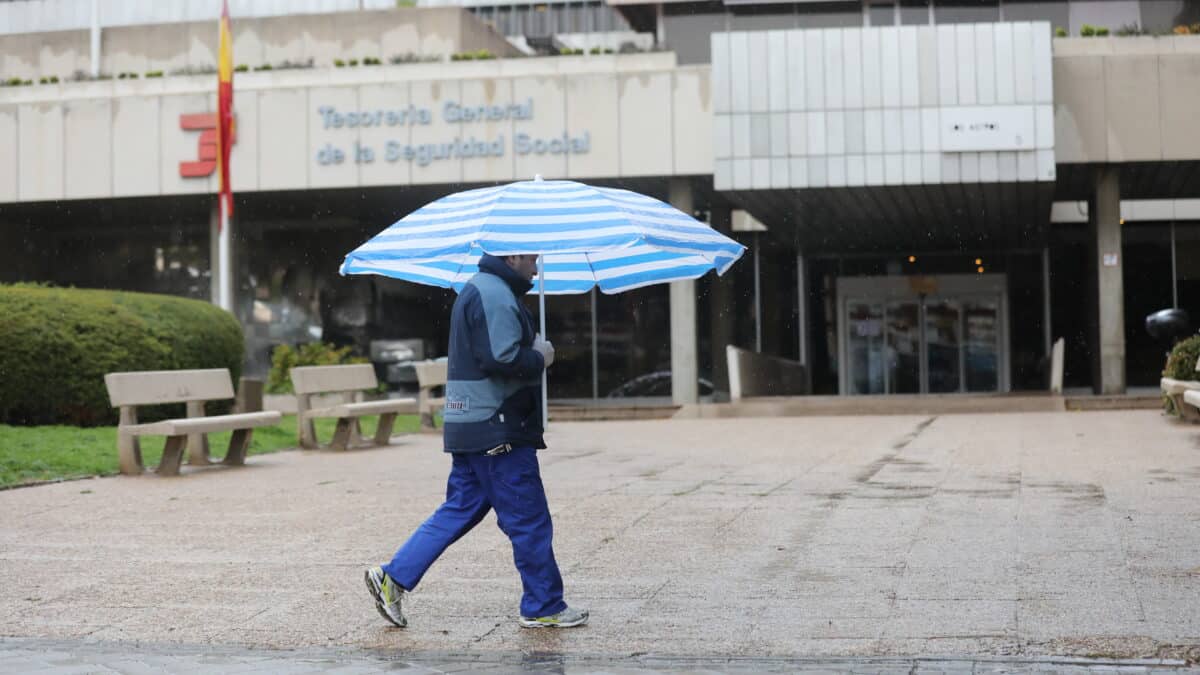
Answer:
[
  {"xmin": 924, "ymin": 298, "xmax": 962, "ymax": 393},
  {"xmin": 840, "ymin": 278, "xmax": 1006, "ymax": 395},
  {"xmin": 847, "ymin": 301, "xmax": 884, "ymax": 394},
  {"xmin": 886, "ymin": 301, "xmax": 921, "ymax": 394},
  {"xmin": 964, "ymin": 299, "xmax": 1000, "ymax": 391}
]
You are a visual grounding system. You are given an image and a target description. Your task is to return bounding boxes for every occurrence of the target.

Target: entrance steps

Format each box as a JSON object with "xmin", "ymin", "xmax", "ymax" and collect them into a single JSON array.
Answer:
[
  {"xmin": 676, "ymin": 393, "xmax": 1068, "ymax": 418},
  {"xmin": 1065, "ymin": 393, "xmax": 1162, "ymax": 411},
  {"xmin": 549, "ymin": 398, "xmax": 681, "ymax": 422},
  {"xmin": 677, "ymin": 392, "xmax": 1169, "ymax": 419}
]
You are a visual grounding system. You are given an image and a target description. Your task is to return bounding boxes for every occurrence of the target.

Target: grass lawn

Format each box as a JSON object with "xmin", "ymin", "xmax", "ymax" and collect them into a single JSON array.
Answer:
[{"xmin": 0, "ymin": 414, "xmax": 424, "ymax": 489}]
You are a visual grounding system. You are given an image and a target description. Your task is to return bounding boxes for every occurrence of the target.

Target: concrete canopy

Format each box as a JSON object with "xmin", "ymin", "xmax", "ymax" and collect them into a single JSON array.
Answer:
[{"xmin": 723, "ymin": 181, "xmax": 1055, "ymax": 253}]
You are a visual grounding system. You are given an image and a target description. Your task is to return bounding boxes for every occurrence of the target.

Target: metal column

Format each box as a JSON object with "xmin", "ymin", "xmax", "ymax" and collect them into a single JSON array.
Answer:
[
  {"xmin": 1042, "ymin": 247, "xmax": 1052, "ymax": 357},
  {"xmin": 754, "ymin": 232, "xmax": 762, "ymax": 352}
]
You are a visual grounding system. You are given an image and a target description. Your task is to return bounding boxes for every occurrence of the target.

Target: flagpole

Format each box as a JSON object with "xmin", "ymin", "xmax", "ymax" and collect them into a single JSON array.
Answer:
[
  {"xmin": 215, "ymin": 0, "xmax": 234, "ymax": 314},
  {"xmin": 538, "ymin": 254, "xmax": 547, "ymax": 429},
  {"xmin": 218, "ymin": 201, "xmax": 232, "ymax": 311}
]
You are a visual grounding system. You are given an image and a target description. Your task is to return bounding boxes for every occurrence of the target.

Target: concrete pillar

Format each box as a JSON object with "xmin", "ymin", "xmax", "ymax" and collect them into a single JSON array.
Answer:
[
  {"xmin": 1090, "ymin": 166, "xmax": 1125, "ymax": 395},
  {"xmin": 90, "ymin": 0, "xmax": 101, "ymax": 78},
  {"xmin": 655, "ymin": 3, "xmax": 665, "ymax": 46},
  {"xmin": 708, "ymin": 205, "xmax": 734, "ymax": 396},
  {"xmin": 668, "ymin": 178, "xmax": 698, "ymax": 405}
]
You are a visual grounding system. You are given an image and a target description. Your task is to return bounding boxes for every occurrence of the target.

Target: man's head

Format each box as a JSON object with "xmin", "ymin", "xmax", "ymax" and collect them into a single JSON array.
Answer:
[{"xmin": 502, "ymin": 254, "xmax": 539, "ymax": 282}]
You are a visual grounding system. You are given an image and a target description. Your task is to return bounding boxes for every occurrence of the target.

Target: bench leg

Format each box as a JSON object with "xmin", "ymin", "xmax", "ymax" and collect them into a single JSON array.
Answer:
[
  {"xmin": 156, "ymin": 435, "xmax": 187, "ymax": 477},
  {"xmin": 186, "ymin": 401, "xmax": 211, "ymax": 464},
  {"xmin": 299, "ymin": 417, "xmax": 320, "ymax": 449},
  {"xmin": 224, "ymin": 428, "xmax": 253, "ymax": 466},
  {"xmin": 1182, "ymin": 398, "xmax": 1200, "ymax": 423},
  {"xmin": 330, "ymin": 418, "xmax": 354, "ymax": 451},
  {"xmin": 187, "ymin": 433, "xmax": 213, "ymax": 465},
  {"xmin": 374, "ymin": 413, "xmax": 397, "ymax": 446},
  {"xmin": 118, "ymin": 432, "xmax": 144, "ymax": 475}
]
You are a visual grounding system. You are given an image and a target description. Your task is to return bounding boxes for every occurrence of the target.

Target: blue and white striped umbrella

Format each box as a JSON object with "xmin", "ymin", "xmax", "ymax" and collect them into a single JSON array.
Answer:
[
  {"xmin": 340, "ymin": 177, "xmax": 747, "ymax": 424},
  {"xmin": 339, "ymin": 178, "xmax": 746, "ymax": 295}
]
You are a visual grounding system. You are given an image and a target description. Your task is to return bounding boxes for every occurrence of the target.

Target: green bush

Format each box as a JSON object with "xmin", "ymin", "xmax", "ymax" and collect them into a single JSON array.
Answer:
[
  {"xmin": 0, "ymin": 285, "xmax": 244, "ymax": 427},
  {"xmin": 1163, "ymin": 335, "xmax": 1200, "ymax": 380},
  {"xmin": 1080, "ymin": 24, "xmax": 1097, "ymax": 37},
  {"xmin": 1055, "ymin": 27, "xmax": 1068, "ymax": 37},
  {"xmin": 1095, "ymin": 26, "xmax": 1110, "ymax": 36},
  {"xmin": 1162, "ymin": 335, "xmax": 1200, "ymax": 415},
  {"xmin": 267, "ymin": 342, "xmax": 369, "ymax": 395}
]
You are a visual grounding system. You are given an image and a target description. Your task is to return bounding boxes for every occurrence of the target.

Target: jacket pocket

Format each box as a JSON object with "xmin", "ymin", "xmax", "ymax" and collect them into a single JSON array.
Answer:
[{"xmin": 493, "ymin": 387, "xmax": 536, "ymax": 428}]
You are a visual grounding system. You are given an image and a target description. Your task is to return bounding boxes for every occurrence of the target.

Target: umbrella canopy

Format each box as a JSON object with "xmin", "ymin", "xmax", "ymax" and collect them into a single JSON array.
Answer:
[{"xmin": 339, "ymin": 178, "xmax": 746, "ymax": 294}]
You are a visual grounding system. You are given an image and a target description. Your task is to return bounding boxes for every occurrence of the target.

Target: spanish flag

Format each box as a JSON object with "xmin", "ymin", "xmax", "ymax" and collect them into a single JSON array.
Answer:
[{"xmin": 216, "ymin": 0, "xmax": 234, "ymax": 223}]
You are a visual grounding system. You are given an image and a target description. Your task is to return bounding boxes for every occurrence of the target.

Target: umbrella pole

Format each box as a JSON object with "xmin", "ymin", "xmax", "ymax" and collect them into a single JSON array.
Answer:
[{"xmin": 538, "ymin": 254, "xmax": 548, "ymax": 428}]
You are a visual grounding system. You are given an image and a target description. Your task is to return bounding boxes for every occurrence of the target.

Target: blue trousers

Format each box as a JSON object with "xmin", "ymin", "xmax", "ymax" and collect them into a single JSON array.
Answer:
[{"xmin": 382, "ymin": 446, "xmax": 567, "ymax": 619}]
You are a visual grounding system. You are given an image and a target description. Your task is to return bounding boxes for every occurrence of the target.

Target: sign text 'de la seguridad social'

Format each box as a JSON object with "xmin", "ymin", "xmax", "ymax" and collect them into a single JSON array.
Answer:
[{"xmin": 315, "ymin": 99, "xmax": 590, "ymax": 167}]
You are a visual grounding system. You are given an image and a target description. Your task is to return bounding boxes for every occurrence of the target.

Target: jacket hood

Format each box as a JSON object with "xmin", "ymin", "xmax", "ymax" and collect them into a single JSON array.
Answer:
[{"xmin": 478, "ymin": 254, "xmax": 534, "ymax": 296}]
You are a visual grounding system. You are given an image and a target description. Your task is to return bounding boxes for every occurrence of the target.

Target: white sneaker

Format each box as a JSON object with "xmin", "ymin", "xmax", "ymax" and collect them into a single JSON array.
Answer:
[
  {"xmin": 519, "ymin": 606, "xmax": 589, "ymax": 629},
  {"xmin": 364, "ymin": 566, "xmax": 407, "ymax": 628}
]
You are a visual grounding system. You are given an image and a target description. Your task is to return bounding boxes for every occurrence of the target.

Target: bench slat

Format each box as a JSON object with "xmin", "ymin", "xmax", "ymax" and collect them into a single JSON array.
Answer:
[
  {"xmin": 291, "ymin": 364, "xmax": 378, "ymax": 395},
  {"xmin": 304, "ymin": 398, "xmax": 417, "ymax": 419},
  {"xmin": 125, "ymin": 411, "xmax": 282, "ymax": 436},
  {"xmin": 1161, "ymin": 378, "xmax": 1200, "ymax": 396},
  {"xmin": 1184, "ymin": 390, "xmax": 1200, "ymax": 409},
  {"xmin": 106, "ymin": 369, "xmax": 234, "ymax": 407}
]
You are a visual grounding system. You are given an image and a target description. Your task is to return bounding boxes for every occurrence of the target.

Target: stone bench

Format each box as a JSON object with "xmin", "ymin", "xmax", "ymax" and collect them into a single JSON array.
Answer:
[
  {"xmin": 290, "ymin": 364, "xmax": 417, "ymax": 451},
  {"xmin": 413, "ymin": 359, "xmax": 447, "ymax": 430},
  {"xmin": 104, "ymin": 369, "xmax": 283, "ymax": 476}
]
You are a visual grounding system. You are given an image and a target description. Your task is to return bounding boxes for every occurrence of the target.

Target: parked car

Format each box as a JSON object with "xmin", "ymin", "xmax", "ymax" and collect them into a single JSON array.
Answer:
[{"xmin": 605, "ymin": 371, "xmax": 714, "ymax": 398}]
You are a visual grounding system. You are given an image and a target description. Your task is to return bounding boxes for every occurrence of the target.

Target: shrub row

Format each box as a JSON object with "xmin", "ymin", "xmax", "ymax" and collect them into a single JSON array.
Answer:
[{"xmin": 0, "ymin": 285, "xmax": 243, "ymax": 426}]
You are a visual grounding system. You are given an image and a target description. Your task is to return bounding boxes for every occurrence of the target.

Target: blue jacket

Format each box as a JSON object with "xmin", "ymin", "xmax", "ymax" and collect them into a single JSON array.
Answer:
[{"xmin": 442, "ymin": 254, "xmax": 546, "ymax": 454}]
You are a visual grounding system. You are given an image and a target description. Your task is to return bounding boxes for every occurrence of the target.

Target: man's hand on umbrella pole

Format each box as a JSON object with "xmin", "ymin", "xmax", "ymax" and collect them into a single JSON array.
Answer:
[{"xmin": 533, "ymin": 333, "xmax": 555, "ymax": 368}]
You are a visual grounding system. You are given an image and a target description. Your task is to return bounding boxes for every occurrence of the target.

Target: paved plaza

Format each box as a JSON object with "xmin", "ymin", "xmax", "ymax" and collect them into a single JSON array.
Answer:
[{"xmin": 2, "ymin": 411, "xmax": 1199, "ymax": 671}]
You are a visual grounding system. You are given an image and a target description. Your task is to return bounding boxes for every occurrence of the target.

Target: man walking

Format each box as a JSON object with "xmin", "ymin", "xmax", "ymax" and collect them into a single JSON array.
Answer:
[{"xmin": 365, "ymin": 253, "xmax": 588, "ymax": 629}]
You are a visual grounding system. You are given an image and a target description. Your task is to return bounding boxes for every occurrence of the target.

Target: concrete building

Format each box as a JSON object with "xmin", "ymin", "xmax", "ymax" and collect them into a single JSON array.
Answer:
[{"xmin": 2, "ymin": 0, "xmax": 1199, "ymax": 401}]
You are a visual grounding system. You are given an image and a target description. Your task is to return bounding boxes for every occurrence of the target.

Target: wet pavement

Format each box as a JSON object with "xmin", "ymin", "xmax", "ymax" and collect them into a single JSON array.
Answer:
[
  {"xmin": 2, "ymin": 411, "xmax": 1200, "ymax": 668},
  {"xmin": 1, "ymin": 638, "xmax": 1196, "ymax": 674}
]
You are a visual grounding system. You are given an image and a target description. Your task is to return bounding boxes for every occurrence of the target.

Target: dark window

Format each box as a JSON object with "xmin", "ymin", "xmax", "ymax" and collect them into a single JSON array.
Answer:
[{"xmin": 934, "ymin": 0, "xmax": 1000, "ymax": 24}]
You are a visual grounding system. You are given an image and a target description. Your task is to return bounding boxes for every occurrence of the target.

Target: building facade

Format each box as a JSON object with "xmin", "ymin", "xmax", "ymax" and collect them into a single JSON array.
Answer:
[{"xmin": 2, "ymin": 0, "xmax": 1199, "ymax": 400}]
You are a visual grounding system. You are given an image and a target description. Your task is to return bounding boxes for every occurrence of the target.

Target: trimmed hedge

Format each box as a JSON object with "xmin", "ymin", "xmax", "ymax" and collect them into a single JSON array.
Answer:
[{"xmin": 0, "ymin": 285, "xmax": 244, "ymax": 426}]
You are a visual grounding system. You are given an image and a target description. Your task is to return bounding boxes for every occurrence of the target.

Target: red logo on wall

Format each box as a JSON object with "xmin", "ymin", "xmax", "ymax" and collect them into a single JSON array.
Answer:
[{"xmin": 179, "ymin": 113, "xmax": 237, "ymax": 178}]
